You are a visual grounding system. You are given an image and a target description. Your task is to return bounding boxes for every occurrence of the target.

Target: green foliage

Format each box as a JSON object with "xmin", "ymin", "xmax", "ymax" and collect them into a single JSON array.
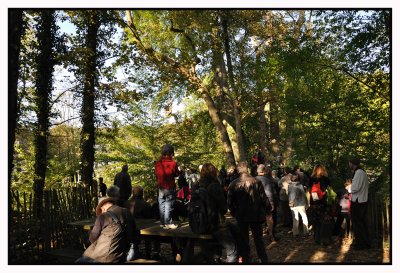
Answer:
[{"xmin": 11, "ymin": 9, "xmax": 390, "ymax": 202}]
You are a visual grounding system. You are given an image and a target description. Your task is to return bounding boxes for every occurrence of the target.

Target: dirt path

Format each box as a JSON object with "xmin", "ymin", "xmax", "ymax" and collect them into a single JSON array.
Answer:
[
  {"xmin": 250, "ymin": 225, "xmax": 390, "ymax": 264},
  {"xmin": 143, "ymin": 224, "xmax": 390, "ymax": 264}
]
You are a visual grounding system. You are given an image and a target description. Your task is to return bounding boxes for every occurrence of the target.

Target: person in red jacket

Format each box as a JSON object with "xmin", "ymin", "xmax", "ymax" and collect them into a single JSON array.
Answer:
[{"xmin": 155, "ymin": 144, "xmax": 179, "ymax": 229}]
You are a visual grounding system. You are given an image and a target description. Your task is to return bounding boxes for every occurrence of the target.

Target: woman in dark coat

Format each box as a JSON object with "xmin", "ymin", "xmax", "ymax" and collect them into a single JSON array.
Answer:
[{"xmin": 308, "ymin": 164, "xmax": 332, "ymax": 245}]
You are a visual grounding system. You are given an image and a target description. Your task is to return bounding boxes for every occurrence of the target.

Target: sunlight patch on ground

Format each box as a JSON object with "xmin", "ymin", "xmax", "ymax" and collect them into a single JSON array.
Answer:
[
  {"xmin": 335, "ymin": 239, "xmax": 352, "ymax": 262},
  {"xmin": 309, "ymin": 250, "xmax": 327, "ymax": 263},
  {"xmin": 284, "ymin": 246, "xmax": 300, "ymax": 262}
]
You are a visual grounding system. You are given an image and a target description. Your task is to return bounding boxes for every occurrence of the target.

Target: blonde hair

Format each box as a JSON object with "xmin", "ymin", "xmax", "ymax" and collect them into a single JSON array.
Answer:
[
  {"xmin": 344, "ymin": 179, "xmax": 352, "ymax": 187},
  {"xmin": 311, "ymin": 164, "xmax": 328, "ymax": 178}
]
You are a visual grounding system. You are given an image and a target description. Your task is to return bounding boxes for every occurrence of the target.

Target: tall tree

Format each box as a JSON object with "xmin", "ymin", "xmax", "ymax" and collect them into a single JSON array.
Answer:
[
  {"xmin": 32, "ymin": 10, "xmax": 56, "ymax": 217},
  {"xmin": 122, "ymin": 10, "xmax": 237, "ymax": 168},
  {"xmin": 80, "ymin": 11, "xmax": 100, "ymax": 186},
  {"xmin": 8, "ymin": 9, "xmax": 24, "ymax": 189}
]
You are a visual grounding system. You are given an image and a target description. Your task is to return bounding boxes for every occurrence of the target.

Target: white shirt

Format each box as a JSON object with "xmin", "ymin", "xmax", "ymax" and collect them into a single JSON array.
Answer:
[{"xmin": 349, "ymin": 169, "xmax": 369, "ymax": 203}]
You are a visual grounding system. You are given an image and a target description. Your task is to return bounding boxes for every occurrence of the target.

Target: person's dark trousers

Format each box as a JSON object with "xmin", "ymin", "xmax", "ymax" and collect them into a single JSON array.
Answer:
[
  {"xmin": 313, "ymin": 221, "xmax": 321, "ymax": 244},
  {"xmin": 272, "ymin": 209, "xmax": 278, "ymax": 229},
  {"xmin": 237, "ymin": 221, "xmax": 268, "ymax": 264},
  {"xmin": 351, "ymin": 200, "xmax": 370, "ymax": 248},
  {"xmin": 333, "ymin": 212, "xmax": 351, "ymax": 237},
  {"xmin": 158, "ymin": 188, "xmax": 176, "ymax": 225},
  {"xmin": 280, "ymin": 200, "xmax": 292, "ymax": 227}
]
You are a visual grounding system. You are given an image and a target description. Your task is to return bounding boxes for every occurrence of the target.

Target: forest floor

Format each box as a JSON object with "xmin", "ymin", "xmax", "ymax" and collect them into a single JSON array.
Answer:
[
  {"xmin": 258, "ymin": 225, "xmax": 390, "ymax": 264},
  {"xmin": 154, "ymin": 224, "xmax": 390, "ymax": 264}
]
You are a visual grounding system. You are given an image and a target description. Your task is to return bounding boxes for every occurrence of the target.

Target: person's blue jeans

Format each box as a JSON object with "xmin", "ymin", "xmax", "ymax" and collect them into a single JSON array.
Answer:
[
  {"xmin": 213, "ymin": 222, "xmax": 239, "ymax": 263},
  {"xmin": 158, "ymin": 188, "xmax": 176, "ymax": 225}
]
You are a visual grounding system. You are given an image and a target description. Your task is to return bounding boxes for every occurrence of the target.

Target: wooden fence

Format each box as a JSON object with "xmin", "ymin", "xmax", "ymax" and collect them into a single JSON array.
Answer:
[{"xmin": 9, "ymin": 186, "xmax": 97, "ymax": 264}]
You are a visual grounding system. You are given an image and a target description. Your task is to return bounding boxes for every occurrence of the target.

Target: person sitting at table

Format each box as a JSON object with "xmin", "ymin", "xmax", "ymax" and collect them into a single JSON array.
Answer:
[
  {"xmin": 128, "ymin": 186, "xmax": 162, "ymax": 260},
  {"xmin": 75, "ymin": 196, "xmax": 134, "ymax": 263},
  {"xmin": 193, "ymin": 163, "xmax": 239, "ymax": 263}
]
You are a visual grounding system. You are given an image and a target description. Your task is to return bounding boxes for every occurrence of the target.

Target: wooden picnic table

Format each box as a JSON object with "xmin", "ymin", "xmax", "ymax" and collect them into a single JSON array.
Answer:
[{"xmin": 68, "ymin": 218, "xmax": 214, "ymax": 263}]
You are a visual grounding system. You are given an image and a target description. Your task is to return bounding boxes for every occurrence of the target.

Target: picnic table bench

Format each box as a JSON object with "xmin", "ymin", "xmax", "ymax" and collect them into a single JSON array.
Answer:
[{"xmin": 67, "ymin": 218, "xmax": 215, "ymax": 263}]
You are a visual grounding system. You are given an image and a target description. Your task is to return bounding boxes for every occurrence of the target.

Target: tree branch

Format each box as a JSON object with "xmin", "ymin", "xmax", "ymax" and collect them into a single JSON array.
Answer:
[
  {"xmin": 169, "ymin": 19, "xmax": 201, "ymax": 65},
  {"xmin": 51, "ymin": 84, "xmax": 79, "ymax": 106},
  {"xmin": 300, "ymin": 59, "xmax": 389, "ymax": 101},
  {"xmin": 51, "ymin": 116, "xmax": 81, "ymax": 126}
]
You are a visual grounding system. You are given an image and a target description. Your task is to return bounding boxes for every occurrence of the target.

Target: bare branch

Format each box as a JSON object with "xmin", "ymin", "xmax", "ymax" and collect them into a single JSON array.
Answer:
[
  {"xmin": 51, "ymin": 84, "xmax": 79, "ymax": 106},
  {"xmin": 51, "ymin": 116, "xmax": 81, "ymax": 126}
]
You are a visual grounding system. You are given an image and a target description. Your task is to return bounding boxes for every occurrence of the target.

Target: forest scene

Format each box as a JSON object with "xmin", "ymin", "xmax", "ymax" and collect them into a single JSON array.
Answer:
[{"xmin": 8, "ymin": 9, "xmax": 390, "ymax": 265}]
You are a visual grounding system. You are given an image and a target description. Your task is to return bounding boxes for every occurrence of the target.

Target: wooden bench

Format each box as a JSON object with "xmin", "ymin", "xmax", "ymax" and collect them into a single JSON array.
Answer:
[
  {"xmin": 45, "ymin": 247, "xmax": 83, "ymax": 263},
  {"xmin": 125, "ymin": 258, "xmax": 161, "ymax": 264}
]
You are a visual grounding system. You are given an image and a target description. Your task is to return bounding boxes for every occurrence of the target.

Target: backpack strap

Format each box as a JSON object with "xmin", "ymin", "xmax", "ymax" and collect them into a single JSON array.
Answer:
[{"xmin": 107, "ymin": 210, "xmax": 120, "ymax": 224}]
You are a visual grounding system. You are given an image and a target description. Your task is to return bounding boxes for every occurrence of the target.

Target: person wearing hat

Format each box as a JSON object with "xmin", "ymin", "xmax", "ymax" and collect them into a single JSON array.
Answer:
[
  {"xmin": 155, "ymin": 144, "xmax": 179, "ymax": 229},
  {"xmin": 76, "ymin": 196, "xmax": 134, "ymax": 263},
  {"xmin": 347, "ymin": 158, "xmax": 370, "ymax": 250}
]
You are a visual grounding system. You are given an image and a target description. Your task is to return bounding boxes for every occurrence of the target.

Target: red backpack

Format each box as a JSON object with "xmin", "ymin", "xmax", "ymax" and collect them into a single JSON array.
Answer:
[{"xmin": 310, "ymin": 181, "xmax": 325, "ymax": 201}]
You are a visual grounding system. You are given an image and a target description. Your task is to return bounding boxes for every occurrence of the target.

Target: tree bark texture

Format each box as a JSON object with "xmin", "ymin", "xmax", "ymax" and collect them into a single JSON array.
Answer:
[
  {"xmin": 80, "ymin": 12, "xmax": 99, "ymax": 187},
  {"xmin": 33, "ymin": 11, "xmax": 56, "ymax": 218},
  {"xmin": 221, "ymin": 16, "xmax": 246, "ymax": 162},
  {"xmin": 8, "ymin": 9, "xmax": 24, "ymax": 188},
  {"xmin": 269, "ymin": 85, "xmax": 280, "ymax": 156},
  {"xmin": 200, "ymin": 88, "xmax": 236, "ymax": 169}
]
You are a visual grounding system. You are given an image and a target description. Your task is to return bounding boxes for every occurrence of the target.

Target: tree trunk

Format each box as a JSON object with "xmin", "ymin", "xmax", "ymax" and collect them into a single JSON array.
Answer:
[
  {"xmin": 80, "ymin": 12, "xmax": 99, "ymax": 187},
  {"xmin": 8, "ymin": 8, "xmax": 24, "ymax": 227},
  {"xmin": 269, "ymin": 84, "xmax": 280, "ymax": 156},
  {"xmin": 283, "ymin": 88, "xmax": 295, "ymax": 164},
  {"xmin": 125, "ymin": 11, "xmax": 236, "ymax": 167},
  {"xmin": 259, "ymin": 103, "xmax": 267, "ymax": 157},
  {"xmin": 221, "ymin": 16, "xmax": 246, "ymax": 162},
  {"xmin": 8, "ymin": 9, "xmax": 24, "ymax": 188},
  {"xmin": 33, "ymin": 11, "xmax": 56, "ymax": 218},
  {"xmin": 200, "ymin": 88, "xmax": 236, "ymax": 169}
]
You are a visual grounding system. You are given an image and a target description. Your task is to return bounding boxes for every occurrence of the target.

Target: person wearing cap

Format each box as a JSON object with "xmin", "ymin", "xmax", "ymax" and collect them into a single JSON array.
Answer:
[
  {"xmin": 255, "ymin": 164, "xmax": 278, "ymax": 242},
  {"xmin": 155, "ymin": 144, "xmax": 179, "ymax": 229},
  {"xmin": 348, "ymin": 158, "xmax": 370, "ymax": 250},
  {"xmin": 76, "ymin": 196, "xmax": 134, "ymax": 263},
  {"xmin": 114, "ymin": 165, "xmax": 132, "ymax": 207}
]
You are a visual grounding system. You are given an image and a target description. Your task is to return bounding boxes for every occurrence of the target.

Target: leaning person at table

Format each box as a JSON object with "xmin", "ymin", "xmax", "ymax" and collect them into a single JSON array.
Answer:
[
  {"xmin": 75, "ymin": 196, "xmax": 134, "ymax": 263},
  {"xmin": 107, "ymin": 185, "xmax": 140, "ymax": 262}
]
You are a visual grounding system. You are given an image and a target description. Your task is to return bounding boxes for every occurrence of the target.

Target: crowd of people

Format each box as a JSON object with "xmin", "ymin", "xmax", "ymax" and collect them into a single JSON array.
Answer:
[{"xmin": 76, "ymin": 144, "xmax": 371, "ymax": 264}]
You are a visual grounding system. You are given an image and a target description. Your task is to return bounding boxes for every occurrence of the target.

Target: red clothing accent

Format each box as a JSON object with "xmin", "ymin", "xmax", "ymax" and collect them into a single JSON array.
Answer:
[
  {"xmin": 155, "ymin": 156, "xmax": 178, "ymax": 190},
  {"xmin": 177, "ymin": 186, "xmax": 191, "ymax": 200}
]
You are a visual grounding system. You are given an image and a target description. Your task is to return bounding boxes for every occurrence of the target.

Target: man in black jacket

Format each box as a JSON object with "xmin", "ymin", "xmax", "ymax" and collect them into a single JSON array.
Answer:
[
  {"xmin": 227, "ymin": 161, "xmax": 268, "ymax": 264},
  {"xmin": 114, "ymin": 165, "xmax": 132, "ymax": 207},
  {"xmin": 256, "ymin": 164, "xmax": 278, "ymax": 242}
]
